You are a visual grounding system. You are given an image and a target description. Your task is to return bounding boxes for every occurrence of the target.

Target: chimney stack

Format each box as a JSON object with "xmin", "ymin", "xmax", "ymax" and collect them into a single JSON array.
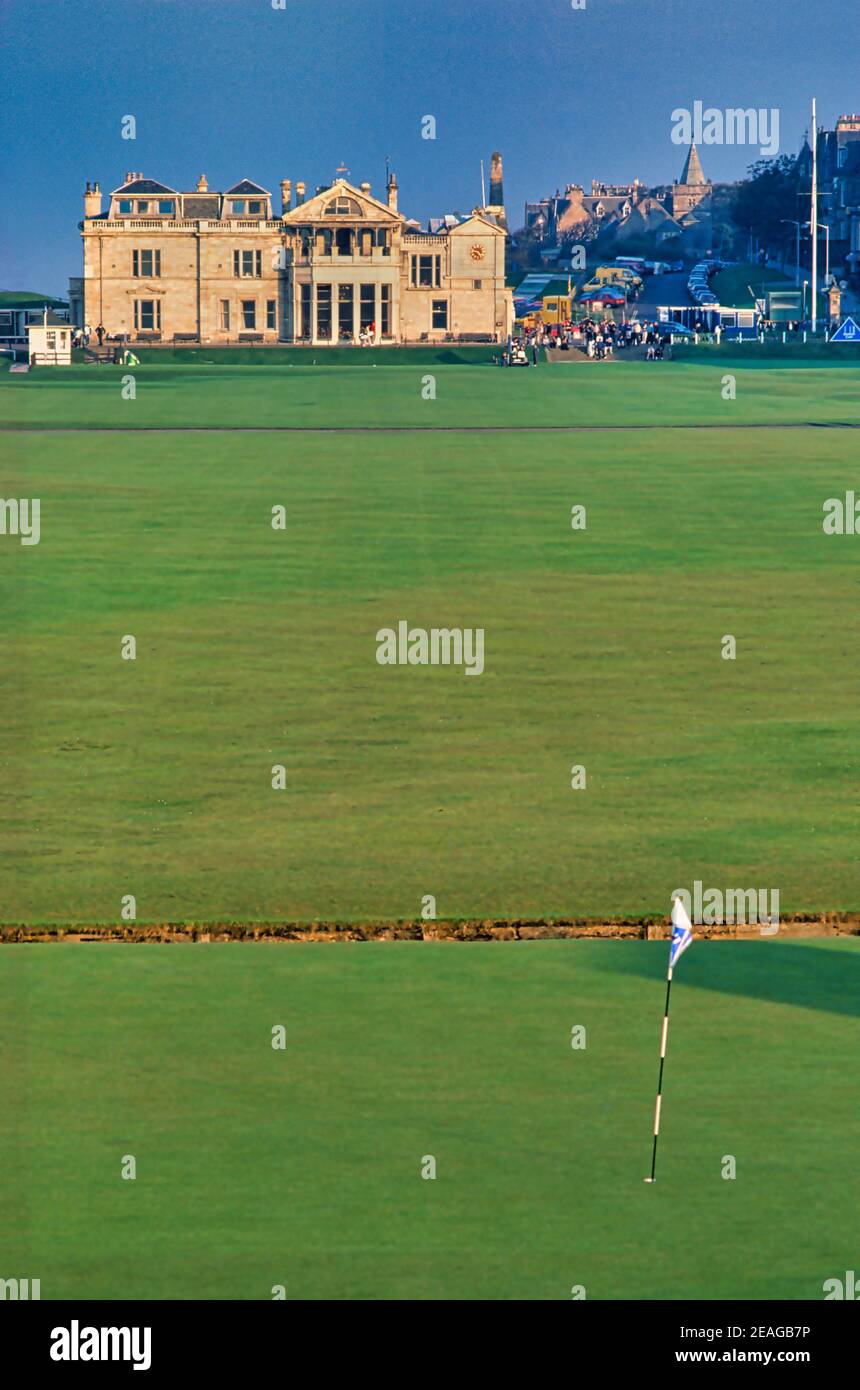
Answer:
[
  {"xmin": 280, "ymin": 178, "xmax": 292, "ymax": 214},
  {"xmin": 387, "ymin": 172, "xmax": 398, "ymax": 212},
  {"xmin": 295, "ymin": 181, "xmax": 306, "ymax": 205},
  {"xmin": 197, "ymin": 174, "xmax": 208, "ymax": 192},
  {"xmin": 84, "ymin": 180, "xmax": 103, "ymax": 218}
]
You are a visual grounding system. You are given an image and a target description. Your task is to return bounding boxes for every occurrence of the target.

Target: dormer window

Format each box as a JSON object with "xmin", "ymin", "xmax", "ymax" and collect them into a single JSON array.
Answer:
[
  {"xmin": 136, "ymin": 201, "xmax": 150, "ymax": 214},
  {"xmin": 158, "ymin": 200, "xmax": 175, "ymax": 214},
  {"xmin": 231, "ymin": 201, "xmax": 245, "ymax": 214},
  {"xmin": 118, "ymin": 199, "xmax": 132, "ymax": 215},
  {"xmin": 248, "ymin": 200, "xmax": 263, "ymax": 214}
]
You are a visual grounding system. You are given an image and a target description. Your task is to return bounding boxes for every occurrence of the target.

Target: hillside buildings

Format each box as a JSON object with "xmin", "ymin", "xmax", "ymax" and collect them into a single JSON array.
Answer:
[{"xmin": 524, "ymin": 146, "xmax": 730, "ymax": 263}]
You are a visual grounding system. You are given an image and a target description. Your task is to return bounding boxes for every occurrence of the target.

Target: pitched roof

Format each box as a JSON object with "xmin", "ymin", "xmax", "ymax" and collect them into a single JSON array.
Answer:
[
  {"xmin": 224, "ymin": 180, "xmax": 269, "ymax": 196},
  {"xmin": 678, "ymin": 143, "xmax": 707, "ymax": 186},
  {"xmin": 113, "ymin": 178, "xmax": 178, "ymax": 195}
]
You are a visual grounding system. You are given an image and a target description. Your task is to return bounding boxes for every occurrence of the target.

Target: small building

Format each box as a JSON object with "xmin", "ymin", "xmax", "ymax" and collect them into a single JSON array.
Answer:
[
  {"xmin": 27, "ymin": 310, "xmax": 73, "ymax": 365},
  {"xmin": 0, "ymin": 291, "xmax": 70, "ymax": 358}
]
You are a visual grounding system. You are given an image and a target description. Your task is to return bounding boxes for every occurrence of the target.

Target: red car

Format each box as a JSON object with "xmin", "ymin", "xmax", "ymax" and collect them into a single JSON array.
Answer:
[{"xmin": 580, "ymin": 287, "xmax": 626, "ymax": 308}]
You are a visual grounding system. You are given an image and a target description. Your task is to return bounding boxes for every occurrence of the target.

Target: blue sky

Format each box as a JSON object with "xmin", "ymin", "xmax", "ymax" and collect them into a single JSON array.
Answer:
[{"xmin": 2, "ymin": 0, "xmax": 858, "ymax": 295}]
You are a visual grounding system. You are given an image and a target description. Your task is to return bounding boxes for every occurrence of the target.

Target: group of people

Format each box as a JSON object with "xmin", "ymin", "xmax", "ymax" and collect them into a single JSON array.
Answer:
[
  {"xmin": 73, "ymin": 323, "xmax": 108, "ymax": 350},
  {"xmin": 498, "ymin": 318, "xmax": 674, "ymax": 365}
]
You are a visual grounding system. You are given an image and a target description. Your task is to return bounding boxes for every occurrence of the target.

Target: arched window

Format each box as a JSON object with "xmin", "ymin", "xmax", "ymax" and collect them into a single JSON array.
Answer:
[{"xmin": 324, "ymin": 196, "xmax": 363, "ymax": 217}]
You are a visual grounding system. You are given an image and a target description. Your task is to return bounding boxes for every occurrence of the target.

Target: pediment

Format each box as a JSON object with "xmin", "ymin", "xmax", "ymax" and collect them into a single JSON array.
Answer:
[{"xmin": 282, "ymin": 179, "xmax": 402, "ymax": 225}]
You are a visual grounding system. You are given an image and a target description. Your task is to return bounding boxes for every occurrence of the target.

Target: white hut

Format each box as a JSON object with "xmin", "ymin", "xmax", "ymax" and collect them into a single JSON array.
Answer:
[{"xmin": 27, "ymin": 309, "xmax": 72, "ymax": 365}]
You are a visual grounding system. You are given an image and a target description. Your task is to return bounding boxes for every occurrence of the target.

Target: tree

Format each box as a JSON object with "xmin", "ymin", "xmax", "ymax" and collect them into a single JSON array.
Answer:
[{"xmin": 731, "ymin": 155, "xmax": 801, "ymax": 258}]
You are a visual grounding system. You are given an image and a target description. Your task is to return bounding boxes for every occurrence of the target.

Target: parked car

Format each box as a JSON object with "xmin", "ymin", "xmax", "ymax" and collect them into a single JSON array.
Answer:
[
  {"xmin": 657, "ymin": 320, "xmax": 695, "ymax": 337},
  {"xmin": 580, "ymin": 287, "xmax": 627, "ymax": 307},
  {"xmin": 614, "ymin": 256, "xmax": 648, "ymax": 275}
]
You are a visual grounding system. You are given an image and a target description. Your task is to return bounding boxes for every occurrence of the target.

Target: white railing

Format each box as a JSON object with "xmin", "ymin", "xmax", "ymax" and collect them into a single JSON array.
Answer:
[{"xmin": 88, "ymin": 218, "xmax": 284, "ymax": 233}]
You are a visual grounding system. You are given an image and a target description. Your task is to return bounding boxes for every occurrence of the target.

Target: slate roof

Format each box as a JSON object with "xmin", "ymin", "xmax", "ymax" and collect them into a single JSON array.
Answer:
[
  {"xmin": 182, "ymin": 196, "xmax": 221, "ymax": 218},
  {"xmin": 113, "ymin": 178, "xmax": 178, "ymax": 195},
  {"xmin": 224, "ymin": 180, "xmax": 270, "ymax": 196},
  {"xmin": 678, "ymin": 143, "xmax": 707, "ymax": 186}
]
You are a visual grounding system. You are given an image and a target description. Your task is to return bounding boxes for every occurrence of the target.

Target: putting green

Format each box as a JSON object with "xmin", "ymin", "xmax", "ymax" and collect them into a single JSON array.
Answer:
[{"xmin": 1, "ymin": 940, "xmax": 857, "ymax": 1299}]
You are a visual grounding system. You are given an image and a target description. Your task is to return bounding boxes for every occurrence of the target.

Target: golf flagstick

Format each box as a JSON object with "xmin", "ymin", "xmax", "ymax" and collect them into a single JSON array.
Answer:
[{"xmin": 644, "ymin": 896, "xmax": 693, "ymax": 1183}]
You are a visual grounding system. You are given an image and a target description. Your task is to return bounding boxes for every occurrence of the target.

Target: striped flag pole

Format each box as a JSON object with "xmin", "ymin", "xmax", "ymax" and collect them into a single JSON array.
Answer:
[{"xmin": 644, "ymin": 896, "xmax": 693, "ymax": 1184}]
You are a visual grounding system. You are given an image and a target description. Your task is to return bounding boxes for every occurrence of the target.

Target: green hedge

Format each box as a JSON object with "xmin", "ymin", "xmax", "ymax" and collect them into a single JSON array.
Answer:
[
  {"xmin": 128, "ymin": 344, "xmax": 499, "ymax": 367},
  {"xmin": 673, "ymin": 339, "xmax": 860, "ymax": 366}
]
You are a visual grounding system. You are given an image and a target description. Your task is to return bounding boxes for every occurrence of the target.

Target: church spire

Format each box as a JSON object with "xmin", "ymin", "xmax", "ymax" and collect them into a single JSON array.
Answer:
[{"xmin": 679, "ymin": 142, "xmax": 706, "ymax": 186}]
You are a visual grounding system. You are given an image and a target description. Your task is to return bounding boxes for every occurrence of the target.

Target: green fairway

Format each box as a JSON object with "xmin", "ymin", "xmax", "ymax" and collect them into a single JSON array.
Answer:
[
  {"xmin": 1, "ymin": 940, "xmax": 857, "ymax": 1300},
  {"xmin": 1, "ymin": 359, "xmax": 859, "ymax": 431},
  {"xmin": 3, "ymin": 391, "xmax": 859, "ymax": 923}
]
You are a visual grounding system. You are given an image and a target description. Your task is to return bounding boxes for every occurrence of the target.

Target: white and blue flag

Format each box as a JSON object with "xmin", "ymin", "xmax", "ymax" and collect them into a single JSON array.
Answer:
[{"xmin": 669, "ymin": 895, "xmax": 693, "ymax": 970}]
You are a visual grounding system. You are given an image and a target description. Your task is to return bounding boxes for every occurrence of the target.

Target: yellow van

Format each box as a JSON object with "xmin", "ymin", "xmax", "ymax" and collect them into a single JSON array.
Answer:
[
  {"xmin": 517, "ymin": 294, "xmax": 575, "ymax": 328},
  {"xmin": 538, "ymin": 295, "xmax": 575, "ymax": 324},
  {"xmin": 593, "ymin": 264, "xmax": 643, "ymax": 291}
]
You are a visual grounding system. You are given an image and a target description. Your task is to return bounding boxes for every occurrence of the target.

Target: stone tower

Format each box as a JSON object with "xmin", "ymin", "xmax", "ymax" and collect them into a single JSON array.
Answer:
[
  {"xmin": 670, "ymin": 142, "xmax": 711, "ymax": 217},
  {"xmin": 486, "ymin": 150, "xmax": 507, "ymax": 228}
]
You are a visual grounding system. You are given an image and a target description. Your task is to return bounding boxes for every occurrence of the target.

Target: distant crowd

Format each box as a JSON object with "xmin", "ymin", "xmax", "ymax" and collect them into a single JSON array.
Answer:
[{"xmin": 497, "ymin": 318, "xmax": 673, "ymax": 365}]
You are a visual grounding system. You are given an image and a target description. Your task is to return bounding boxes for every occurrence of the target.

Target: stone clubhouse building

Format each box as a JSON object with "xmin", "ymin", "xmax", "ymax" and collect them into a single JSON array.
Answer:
[{"xmin": 79, "ymin": 169, "xmax": 512, "ymax": 347}]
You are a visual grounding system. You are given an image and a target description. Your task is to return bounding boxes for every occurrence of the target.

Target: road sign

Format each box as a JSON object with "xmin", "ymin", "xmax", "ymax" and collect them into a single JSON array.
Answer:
[{"xmin": 830, "ymin": 316, "xmax": 860, "ymax": 343}]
